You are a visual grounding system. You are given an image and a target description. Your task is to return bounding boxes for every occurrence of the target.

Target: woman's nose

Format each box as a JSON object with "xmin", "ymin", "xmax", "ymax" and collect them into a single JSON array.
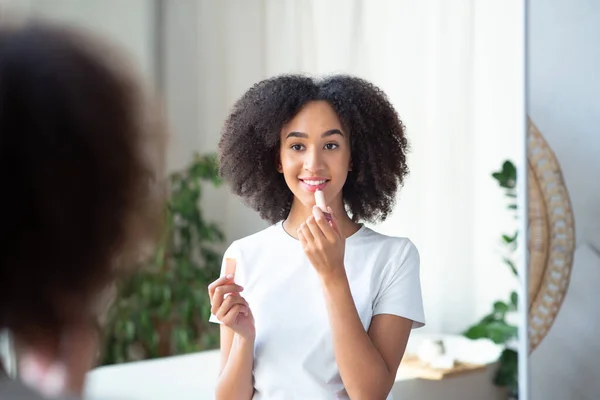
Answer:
[{"xmin": 303, "ymin": 148, "xmax": 325, "ymax": 172}]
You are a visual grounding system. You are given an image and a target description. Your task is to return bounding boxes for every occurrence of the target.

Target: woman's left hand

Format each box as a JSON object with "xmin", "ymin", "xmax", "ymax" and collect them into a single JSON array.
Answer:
[{"xmin": 298, "ymin": 206, "xmax": 346, "ymax": 282}]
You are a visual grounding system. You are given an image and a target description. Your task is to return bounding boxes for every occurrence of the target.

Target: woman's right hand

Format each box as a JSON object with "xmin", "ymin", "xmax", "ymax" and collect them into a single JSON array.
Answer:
[{"xmin": 208, "ymin": 274, "xmax": 255, "ymax": 340}]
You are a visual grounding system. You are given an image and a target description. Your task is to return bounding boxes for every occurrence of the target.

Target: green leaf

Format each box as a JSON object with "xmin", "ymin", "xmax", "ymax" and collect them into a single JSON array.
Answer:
[
  {"xmin": 502, "ymin": 161, "xmax": 517, "ymax": 181},
  {"xmin": 487, "ymin": 321, "xmax": 518, "ymax": 344},
  {"xmin": 493, "ymin": 301, "xmax": 509, "ymax": 315},
  {"xmin": 464, "ymin": 319, "xmax": 517, "ymax": 344},
  {"xmin": 493, "ymin": 349, "xmax": 519, "ymax": 388},
  {"xmin": 480, "ymin": 313, "xmax": 498, "ymax": 324},
  {"xmin": 492, "ymin": 160, "xmax": 517, "ymax": 189},
  {"xmin": 503, "ymin": 257, "xmax": 519, "ymax": 276},
  {"xmin": 502, "ymin": 234, "xmax": 515, "ymax": 244},
  {"xmin": 502, "ymin": 232, "xmax": 518, "ymax": 251},
  {"xmin": 510, "ymin": 291, "xmax": 518, "ymax": 309},
  {"xmin": 463, "ymin": 324, "xmax": 488, "ymax": 340}
]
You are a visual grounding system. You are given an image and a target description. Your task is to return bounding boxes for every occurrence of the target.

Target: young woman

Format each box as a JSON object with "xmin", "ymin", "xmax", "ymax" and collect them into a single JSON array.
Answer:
[{"xmin": 209, "ymin": 74, "xmax": 425, "ymax": 400}]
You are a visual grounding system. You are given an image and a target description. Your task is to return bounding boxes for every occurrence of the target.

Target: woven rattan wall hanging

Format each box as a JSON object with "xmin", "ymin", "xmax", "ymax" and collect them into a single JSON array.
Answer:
[{"xmin": 527, "ymin": 118, "xmax": 576, "ymax": 353}]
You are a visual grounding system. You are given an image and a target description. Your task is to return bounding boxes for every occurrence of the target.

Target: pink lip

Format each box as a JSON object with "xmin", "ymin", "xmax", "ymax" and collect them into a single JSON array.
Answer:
[{"xmin": 299, "ymin": 179, "xmax": 329, "ymax": 193}]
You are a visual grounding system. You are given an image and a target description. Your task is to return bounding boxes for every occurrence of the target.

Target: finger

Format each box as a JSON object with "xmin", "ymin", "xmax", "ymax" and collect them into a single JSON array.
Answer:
[
  {"xmin": 215, "ymin": 294, "xmax": 248, "ymax": 321},
  {"xmin": 306, "ymin": 215, "xmax": 326, "ymax": 242},
  {"xmin": 299, "ymin": 221, "xmax": 314, "ymax": 242},
  {"xmin": 297, "ymin": 229, "xmax": 309, "ymax": 252},
  {"xmin": 208, "ymin": 274, "xmax": 235, "ymax": 298},
  {"xmin": 211, "ymin": 287, "xmax": 245, "ymax": 318},
  {"xmin": 327, "ymin": 206, "xmax": 342, "ymax": 236},
  {"xmin": 210, "ymin": 284, "xmax": 244, "ymax": 313},
  {"xmin": 217, "ymin": 295, "xmax": 249, "ymax": 321},
  {"xmin": 216, "ymin": 294, "xmax": 248, "ymax": 321},
  {"xmin": 297, "ymin": 228, "xmax": 305, "ymax": 243},
  {"xmin": 313, "ymin": 206, "xmax": 335, "ymax": 241},
  {"xmin": 211, "ymin": 283, "xmax": 244, "ymax": 303},
  {"xmin": 220, "ymin": 304, "xmax": 249, "ymax": 325}
]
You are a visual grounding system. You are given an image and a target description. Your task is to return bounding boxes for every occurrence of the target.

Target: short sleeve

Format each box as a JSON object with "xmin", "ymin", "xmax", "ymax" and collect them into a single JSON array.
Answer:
[
  {"xmin": 372, "ymin": 240, "xmax": 425, "ymax": 329},
  {"xmin": 208, "ymin": 241, "xmax": 241, "ymax": 325}
]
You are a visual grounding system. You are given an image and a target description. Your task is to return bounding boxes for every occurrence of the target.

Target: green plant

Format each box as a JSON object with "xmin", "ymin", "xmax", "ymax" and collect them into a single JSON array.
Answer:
[
  {"xmin": 100, "ymin": 153, "xmax": 225, "ymax": 365},
  {"xmin": 463, "ymin": 160, "xmax": 519, "ymax": 393}
]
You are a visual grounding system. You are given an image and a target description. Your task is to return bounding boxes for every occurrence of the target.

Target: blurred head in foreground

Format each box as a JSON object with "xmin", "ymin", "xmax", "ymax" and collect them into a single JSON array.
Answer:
[{"xmin": 0, "ymin": 18, "xmax": 167, "ymax": 396}]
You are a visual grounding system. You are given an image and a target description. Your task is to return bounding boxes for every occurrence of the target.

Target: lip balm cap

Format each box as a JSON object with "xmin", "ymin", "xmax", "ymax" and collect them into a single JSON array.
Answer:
[{"xmin": 314, "ymin": 190, "xmax": 327, "ymax": 212}]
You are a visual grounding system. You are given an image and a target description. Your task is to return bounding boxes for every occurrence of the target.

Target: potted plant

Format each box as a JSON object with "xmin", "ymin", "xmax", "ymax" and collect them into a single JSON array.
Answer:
[{"xmin": 100, "ymin": 153, "xmax": 224, "ymax": 365}]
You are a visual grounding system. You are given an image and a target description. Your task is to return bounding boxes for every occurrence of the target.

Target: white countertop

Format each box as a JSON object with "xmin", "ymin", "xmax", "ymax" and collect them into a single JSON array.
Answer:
[{"xmin": 84, "ymin": 333, "xmax": 505, "ymax": 400}]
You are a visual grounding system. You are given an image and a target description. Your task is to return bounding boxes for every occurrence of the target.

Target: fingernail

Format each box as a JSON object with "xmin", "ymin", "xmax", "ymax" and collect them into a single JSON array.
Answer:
[{"xmin": 226, "ymin": 274, "xmax": 233, "ymax": 280}]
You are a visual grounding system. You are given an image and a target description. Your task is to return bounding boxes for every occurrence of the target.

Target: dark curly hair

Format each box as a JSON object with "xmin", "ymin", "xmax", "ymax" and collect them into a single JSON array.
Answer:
[
  {"xmin": 218, "ymin": 74, "xmax": 409, "ymax": 224},
  {"xmin": 0, "ymin": 20, "xmax": 166, "ymax": 346}
]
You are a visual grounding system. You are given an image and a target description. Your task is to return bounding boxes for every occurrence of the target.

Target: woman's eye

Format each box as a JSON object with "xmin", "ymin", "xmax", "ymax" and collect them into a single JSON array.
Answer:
[
  {"xmin": 324, "ymin": 143, "xmax": 338, "ymax": 150},
  {"xmin": 291, "ymin": 144, "xmax": 304, "ymax": 151}
]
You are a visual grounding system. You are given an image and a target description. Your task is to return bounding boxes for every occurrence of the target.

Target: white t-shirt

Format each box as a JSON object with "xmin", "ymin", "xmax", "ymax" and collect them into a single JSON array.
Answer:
[{"xmin": 209, "ymin": 221, "xmax": 425, "ymax": 399}]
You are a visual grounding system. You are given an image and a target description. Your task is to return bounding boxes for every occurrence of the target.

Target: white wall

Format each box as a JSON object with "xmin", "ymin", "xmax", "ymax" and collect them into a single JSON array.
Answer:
[
  {"xmin": 0, "ymin": 0, "xmax": 156, "ymax": 82},
  {"xmin": 528, "ymin": 0, "xmax": 600, "ymax": 399}
]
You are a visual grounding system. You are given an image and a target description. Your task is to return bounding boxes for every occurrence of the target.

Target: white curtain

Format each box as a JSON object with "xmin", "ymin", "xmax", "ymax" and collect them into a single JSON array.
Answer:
[{"xmin": 163, "ymin": 0, "xmax": 524, "ymax": 334}]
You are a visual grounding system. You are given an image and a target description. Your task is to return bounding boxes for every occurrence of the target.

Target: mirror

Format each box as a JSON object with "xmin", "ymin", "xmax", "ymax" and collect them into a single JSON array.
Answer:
[
  {"xmin": 0, "ymin": 1, "xmax": 528, "ymax": 399},
  {"xmin": 527, "ymin": 0, "xmax": 600, "ymax": 399}
]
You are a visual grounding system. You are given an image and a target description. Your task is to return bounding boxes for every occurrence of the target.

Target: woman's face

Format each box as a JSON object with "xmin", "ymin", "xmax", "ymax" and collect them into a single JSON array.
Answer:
[{"xmin": 279, "ymin": 100, "xmax": 351, "ymax": 210}]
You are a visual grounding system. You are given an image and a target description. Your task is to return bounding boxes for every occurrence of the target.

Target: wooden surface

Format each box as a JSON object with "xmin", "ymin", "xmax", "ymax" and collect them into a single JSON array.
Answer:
[{"xmin": 399, "ymin": 354, "xmax": 488, "ymax": 380}]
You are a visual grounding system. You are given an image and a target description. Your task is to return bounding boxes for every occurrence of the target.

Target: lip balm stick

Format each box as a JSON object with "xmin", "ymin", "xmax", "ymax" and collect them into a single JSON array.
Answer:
[
  {"xmin": 225, "ymin": 258, "xmax": 236, "ymax": 281},
  {"xmin": 314, "ymin": 190, "xmax": 332, "ymax": 222},
  {"xmin": 223, "ymin": 258, "xmax": 237, "ymax": 300}
]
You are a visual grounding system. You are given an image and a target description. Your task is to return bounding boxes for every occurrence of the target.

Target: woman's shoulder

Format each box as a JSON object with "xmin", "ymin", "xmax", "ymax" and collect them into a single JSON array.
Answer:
[
  {"xmin": 354, "ymin": 226, "xmax": 418, "ymax": 258},
  {"xmin": 224, "ymin": 222, "xmax": 285, "ymax": 255},
  {"xmin": 354, "ymin": 229, "xmax": 421, "ymax": 290}
]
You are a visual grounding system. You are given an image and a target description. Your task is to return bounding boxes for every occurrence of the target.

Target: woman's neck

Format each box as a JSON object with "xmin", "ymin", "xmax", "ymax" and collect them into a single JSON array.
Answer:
[{"xmin": 283, "ymin": 198, "xmax": 361, "ymax": 239}]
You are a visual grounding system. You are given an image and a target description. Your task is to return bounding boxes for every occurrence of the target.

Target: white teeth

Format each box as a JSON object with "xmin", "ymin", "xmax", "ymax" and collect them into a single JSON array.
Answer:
[{"xmin": 303, "ymin": 180, "xmax": 327, "ymax": 186}]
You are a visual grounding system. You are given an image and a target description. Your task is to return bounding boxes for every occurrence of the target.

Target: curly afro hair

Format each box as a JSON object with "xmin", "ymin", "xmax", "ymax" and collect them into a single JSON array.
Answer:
[
  {"xmin": 0, "ymin": 20, "xmax": 166, "ymax": 345},
  {"xmin": 218, "ymin": 74, "xmax": 409, "ymax": 224}
]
